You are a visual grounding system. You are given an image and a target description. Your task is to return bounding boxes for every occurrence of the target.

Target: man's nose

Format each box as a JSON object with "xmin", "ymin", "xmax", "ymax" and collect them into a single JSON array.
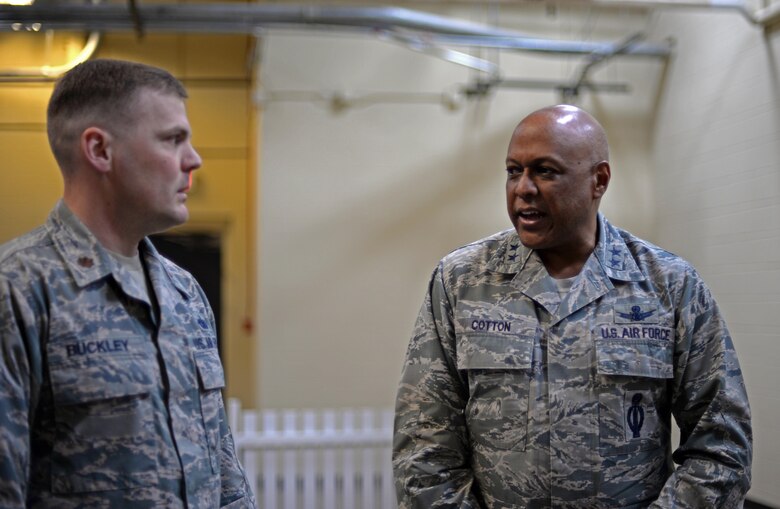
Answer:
[
  {"xmin": 185, "ymin": 143, "xmax": 202, "ymax": 172},
  {"xmin": 513, "ymin": 170, "xmax": 537, "ymax": 197}
]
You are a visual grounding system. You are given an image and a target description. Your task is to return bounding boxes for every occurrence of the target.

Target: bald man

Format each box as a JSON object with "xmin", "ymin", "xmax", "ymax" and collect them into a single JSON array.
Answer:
[{"xmin": 392, "ymin": 105, "xmax": 752, "ymax": 508}]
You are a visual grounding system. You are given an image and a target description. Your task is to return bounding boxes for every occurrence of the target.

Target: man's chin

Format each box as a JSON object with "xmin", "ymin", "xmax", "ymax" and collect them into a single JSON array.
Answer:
[
  {"xmin": 172, "ymin": 204, "xmax": 190, "ymax": 223},
  {"xmin": 516, "ymin": 232, "xmax": 549, "ymax": 251},
  {"xmin": 150, "ymin": 209, "xmax": 189, "ymax": 235}
]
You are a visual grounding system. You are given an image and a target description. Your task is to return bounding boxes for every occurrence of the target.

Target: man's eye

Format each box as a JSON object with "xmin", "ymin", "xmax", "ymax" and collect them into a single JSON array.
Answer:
[
  {"xmin": 166, "ymin": 133, "xmax": 187, "ymax": 144},
  {"xmin": 536, "ymin": 166, "xmax": 556, "ymax": 177},
  {"xmin": 506, "ymin": 167, "xmax": 521, "ymax": 177}
]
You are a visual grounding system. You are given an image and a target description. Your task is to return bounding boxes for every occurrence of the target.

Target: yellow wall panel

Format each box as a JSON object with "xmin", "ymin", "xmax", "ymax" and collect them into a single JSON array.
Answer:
[
  {"xmin": 0, "ymin": 132, "xmax": 61, "ymax": 241},
  {"xmin": 96, "ymin": 34, "xmax": 187, "ymax": 73},
  {"xmin": 0, "ymin": 85, "xmax": 50, "ymax": 124},
  {"xmin": 188, "ymin": 87, "xmax": 250, "ymax": 149},
  {"xmin": 97, "ymin": 34, "xmax": 252, "ymax": 79},
  {"xmin": 0, "ymin": 31, "xmax": 82, "ymax": 67},
  {"xmin": 182, "ymin": 36, "xmax": 252, "ymax": 78}
]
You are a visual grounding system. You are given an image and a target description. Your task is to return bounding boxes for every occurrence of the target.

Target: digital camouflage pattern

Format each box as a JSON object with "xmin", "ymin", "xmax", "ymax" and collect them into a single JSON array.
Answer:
[
  {"xmin": 393, "ymin": 214, "xmax": 752, "ymax": 509},
  {"xmin": 0, "ymin": 201, "xmax": 256, "ymax": 508}
]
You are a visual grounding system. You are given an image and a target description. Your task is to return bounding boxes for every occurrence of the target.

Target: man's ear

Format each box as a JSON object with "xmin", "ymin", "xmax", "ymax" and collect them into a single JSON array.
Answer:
[
  {"xmin": 592, "ymin": 161, "xmax": 611, "ymax": 199},
  {"xmin": 81, "ymin": 127, "xmax": 113, "ymax": 174}
]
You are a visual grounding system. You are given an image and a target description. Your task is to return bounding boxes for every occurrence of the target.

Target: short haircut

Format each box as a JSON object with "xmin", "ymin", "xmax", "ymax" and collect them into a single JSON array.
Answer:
[{"xmin": 47, "ymin": 58, "xmax": 187, "ymax": 171}]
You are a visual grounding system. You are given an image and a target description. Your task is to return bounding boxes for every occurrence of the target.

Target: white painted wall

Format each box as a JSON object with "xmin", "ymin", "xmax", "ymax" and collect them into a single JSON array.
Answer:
[
  {"xmin": 256, "ymin": 4, "xmax": 659, "ymax": 410},
  {"xmin": 648, "ymin": 11, "xmax": 780, "ymax": 506}
]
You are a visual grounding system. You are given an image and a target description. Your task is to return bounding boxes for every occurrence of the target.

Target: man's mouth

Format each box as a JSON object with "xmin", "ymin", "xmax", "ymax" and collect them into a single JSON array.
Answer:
[
  {"xmin": 515, "ymin": 209, "xmax": 547, "ymax": 229},
  {"xmin": 179, "ymin": 174, "xmax": 193, "ymax": 194},
  {"xmin": 518, "ymin": 210, "xmax": 545, "ymax": 219}
]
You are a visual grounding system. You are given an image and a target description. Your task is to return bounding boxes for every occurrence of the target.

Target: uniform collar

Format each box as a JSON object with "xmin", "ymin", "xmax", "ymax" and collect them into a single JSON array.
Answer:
[
  {"xmin": 593, "ymin": 214, "xmax": 645, "ymax": 282},
  {"xmin": 47, "ymin": 200, "xmax": 114, "ymax": 288},
  {"xmin": 46, "ymin": 200, "xmax": 189, "ymax": 298},
  {"xmin": 484, "ymin": 229, "xmax": 532, "ymax": 274},
  {"xmin": 485, "ymin": 214, "xmax": 645, "ymax": 283}
]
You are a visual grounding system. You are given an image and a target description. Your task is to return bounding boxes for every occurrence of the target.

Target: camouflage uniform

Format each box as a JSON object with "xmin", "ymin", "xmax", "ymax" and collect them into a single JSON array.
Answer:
[
  {"xmin": 0, "ymin": 201, "xmax": 256, "ymax": 508},
  {"xmin": 393, "ymin": 215, "xmax": 752, "ymax": 508}
]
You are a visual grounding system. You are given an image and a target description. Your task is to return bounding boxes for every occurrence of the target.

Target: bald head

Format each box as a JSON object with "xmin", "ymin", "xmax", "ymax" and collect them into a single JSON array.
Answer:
[
  {"xmin": 505, "ymin": 104, "xmax": 612, "ymax": 276},
  {"xmin": 514, "ymin": 105, "xmax": 609, "ymax": 166}
]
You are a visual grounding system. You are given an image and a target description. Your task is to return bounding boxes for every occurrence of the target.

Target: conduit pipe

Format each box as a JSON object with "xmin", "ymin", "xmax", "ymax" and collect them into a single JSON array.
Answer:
[
  {"xmin": 0, "ymin": 3, "xmax": 672, "ymax": 56},
  {"xmin": 514, "ymin": 0, "xmax": 779, "ymax": 26}
]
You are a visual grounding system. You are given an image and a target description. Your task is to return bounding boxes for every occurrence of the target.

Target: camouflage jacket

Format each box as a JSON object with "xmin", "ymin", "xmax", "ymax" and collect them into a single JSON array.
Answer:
[
  {"xmin": 0, "ymin": 201, "xmax": 256, "ymax": 508},
  {"xmin": 393, "ymin": 215, "xmax": 752, "ymax": 509}
]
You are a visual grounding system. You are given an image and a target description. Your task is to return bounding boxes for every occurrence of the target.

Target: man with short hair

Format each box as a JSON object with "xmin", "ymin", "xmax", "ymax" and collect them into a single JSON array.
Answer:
[
  {"xmin": 393, "ymin": 105, "xmax": 752, "ymax": 508},
  {"xmin": 0, "ymin": 58, "xmax": 256, "ymax": 508}
]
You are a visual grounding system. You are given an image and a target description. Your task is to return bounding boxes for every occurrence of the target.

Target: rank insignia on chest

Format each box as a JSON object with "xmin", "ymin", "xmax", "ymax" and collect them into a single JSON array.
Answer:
[{"xmin": 77, "ymin": 256, "xmax": 94, "ymax": 268}]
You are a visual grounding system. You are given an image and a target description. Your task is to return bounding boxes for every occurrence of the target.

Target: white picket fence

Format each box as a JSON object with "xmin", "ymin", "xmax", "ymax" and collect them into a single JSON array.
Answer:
[{"xmin": 228, "ymin": 398, "xmax": 397, "ymax": 509}]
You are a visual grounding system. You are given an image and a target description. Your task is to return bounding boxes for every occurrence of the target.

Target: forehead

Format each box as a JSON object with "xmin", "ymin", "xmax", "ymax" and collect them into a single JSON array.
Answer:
[
  {"xmin": 128, "ymin": 89, "xmax": 189, "ymax": 124},
  {"xmin": 507, "ymin": 114, "xmax": 589, "ymax": 163}
]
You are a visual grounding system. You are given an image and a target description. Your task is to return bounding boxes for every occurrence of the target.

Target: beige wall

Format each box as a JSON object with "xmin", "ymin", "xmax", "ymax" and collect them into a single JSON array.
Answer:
[
  {"xmin": 0, "ymin": 30, "xmax": 258, "ymax": 406},
  {"xmin": 648, "ymin": 12, "xmax": 780, "ymax": 506},
  {"xmin": 257, "ymin": 5, "xmax": 661, "ymax": 411}
]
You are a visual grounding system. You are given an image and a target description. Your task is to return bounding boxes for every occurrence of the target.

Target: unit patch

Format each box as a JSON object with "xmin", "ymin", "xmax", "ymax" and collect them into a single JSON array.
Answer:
[
  {"xmin": 626, "ymin": 393, "xmax": 645, "ymax": 438},
  {"xmin": 624, "ymin": 389, "xmax": 659, "ymax": 442},
  {"xmin": 615, "ymin": 302, "xmax": 658, "ymax": 323}
]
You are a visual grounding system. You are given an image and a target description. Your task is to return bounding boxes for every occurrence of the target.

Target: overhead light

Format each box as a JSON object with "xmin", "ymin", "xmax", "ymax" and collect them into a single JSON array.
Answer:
[{"xmin": 2, "ymin": 0, "xmax": 39, "ymax": 31}]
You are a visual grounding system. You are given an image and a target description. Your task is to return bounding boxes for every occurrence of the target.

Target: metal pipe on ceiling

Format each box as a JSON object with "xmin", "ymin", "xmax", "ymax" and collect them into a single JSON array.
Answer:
[
  {"xmin": 308, "ymin": 0, "xmax": 772, "ymax": 25},
  {"xmin": 0, "ymin": 3, "xmax": 539, "ymax": 35},
  {"xmin": 525, "ymin": 0, "xmax": 770, "ymax": 25},
  {"xmin": 0, "ymin": 3, "xmax": 673, "ymax": 56}
]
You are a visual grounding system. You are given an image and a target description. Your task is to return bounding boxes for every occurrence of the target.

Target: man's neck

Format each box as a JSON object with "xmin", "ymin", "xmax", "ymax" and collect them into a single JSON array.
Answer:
[
  {"xmin": 541, "ymin": 255, "xmax": 589, "ymax": 279},
  {"xmin": 537, "ymin": 230, "xmax": 598, "ymax": 279},
  {"xmin": 63, "ymin": 194, "xmax": 142, "ymax": 257}
]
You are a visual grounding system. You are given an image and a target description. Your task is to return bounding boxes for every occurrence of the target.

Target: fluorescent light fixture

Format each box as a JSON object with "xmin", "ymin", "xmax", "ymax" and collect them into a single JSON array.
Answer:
[{"xmin": 0, "ymin": 0, "xmax": 35, "ymax": 5}]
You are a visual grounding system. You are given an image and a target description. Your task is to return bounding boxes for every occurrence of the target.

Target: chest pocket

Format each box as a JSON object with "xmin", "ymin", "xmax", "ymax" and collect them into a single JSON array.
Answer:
[
  {"xmin": 458, "ymin": 330, "xmax": 535, "ymax": 452},
  {"xmin": 595, "ymin": 334, "xmax": 673, "ymax": 457},
  {"xmin": 194, "ymin": 347, "xmax": 226, "ymax": 474},
  {"xmin": 46, "ymin": 335, "xmax": 159, "ymax": 494}
]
